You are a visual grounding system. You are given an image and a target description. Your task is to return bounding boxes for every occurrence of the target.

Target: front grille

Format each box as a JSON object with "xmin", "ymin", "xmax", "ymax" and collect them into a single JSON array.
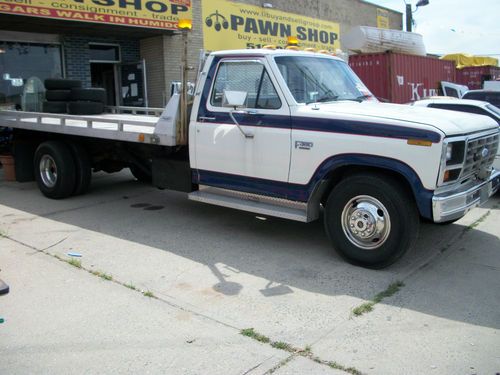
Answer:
[{"xmin": 462, "ymin": 133, "xmax": 499, "ymax": 179}]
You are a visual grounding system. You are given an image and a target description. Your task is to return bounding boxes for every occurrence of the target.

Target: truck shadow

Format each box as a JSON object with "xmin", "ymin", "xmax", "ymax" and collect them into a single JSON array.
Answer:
[{"xmin": 1, "ymin": 171, "xmax": 499, "ymax": 331}]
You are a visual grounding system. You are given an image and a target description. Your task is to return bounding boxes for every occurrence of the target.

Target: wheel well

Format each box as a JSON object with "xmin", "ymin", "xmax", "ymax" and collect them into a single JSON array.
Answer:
[{"xmin": 318, "ymin": 165, "xmax": 415, "ymax": 207}]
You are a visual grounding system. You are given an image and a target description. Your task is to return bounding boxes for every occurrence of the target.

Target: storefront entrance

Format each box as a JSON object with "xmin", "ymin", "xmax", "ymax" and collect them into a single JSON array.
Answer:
[{"xmin": 90, "ymin": 62, "xmax": 117, "ymax": 106}]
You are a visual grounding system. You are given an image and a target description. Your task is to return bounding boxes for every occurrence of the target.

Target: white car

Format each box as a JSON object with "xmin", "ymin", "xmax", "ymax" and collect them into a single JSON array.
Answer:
[{"xmin": 412, "ymin": 98, "xmax": 500, "ymax": 171}]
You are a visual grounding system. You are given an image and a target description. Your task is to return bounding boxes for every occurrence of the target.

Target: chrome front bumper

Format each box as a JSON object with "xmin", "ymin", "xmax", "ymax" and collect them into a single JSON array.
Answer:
[{"xmin": 432, "ymin": 170, "xmax": 500, "ymax": 223}]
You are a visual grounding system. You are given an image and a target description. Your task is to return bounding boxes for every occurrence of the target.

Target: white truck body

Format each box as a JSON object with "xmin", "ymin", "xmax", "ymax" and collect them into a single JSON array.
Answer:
[{"xmin": 1, "ymin": 49, "xmax": 499, "ymax": 268}]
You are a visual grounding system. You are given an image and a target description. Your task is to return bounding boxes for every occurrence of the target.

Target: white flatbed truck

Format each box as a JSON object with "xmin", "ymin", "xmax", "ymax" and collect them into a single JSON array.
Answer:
[{"xmin": 1, "ymin": 49, "xmax": 499, "ymax": 268}]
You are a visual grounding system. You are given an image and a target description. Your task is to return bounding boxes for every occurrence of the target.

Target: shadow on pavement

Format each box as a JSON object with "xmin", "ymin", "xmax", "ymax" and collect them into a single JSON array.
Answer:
[{"xmin": 1, "ymin": 170, "xmax": 499, "ymax": 330}]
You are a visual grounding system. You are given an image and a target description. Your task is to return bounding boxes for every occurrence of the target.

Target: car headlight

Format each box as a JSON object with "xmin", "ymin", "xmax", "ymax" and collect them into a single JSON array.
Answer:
[
  {"xmin": 438, "ymin": 140, "xmax": 466, "ymax": 186},
  {"xmin": 445, "ymin": 141, "xmax": 465, "ymax": 166}
]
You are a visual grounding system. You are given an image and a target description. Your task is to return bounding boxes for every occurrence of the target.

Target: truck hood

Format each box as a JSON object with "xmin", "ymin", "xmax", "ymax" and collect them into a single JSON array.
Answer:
[{"xmin": 301, "ymin": 101, "xmax": 499, "ymax": 137}]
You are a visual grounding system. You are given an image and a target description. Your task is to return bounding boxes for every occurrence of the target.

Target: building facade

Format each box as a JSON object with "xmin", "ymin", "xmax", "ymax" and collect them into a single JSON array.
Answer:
[{"xmin": 0, "ymin": 0, "xmax": 401, "ymax": 109}]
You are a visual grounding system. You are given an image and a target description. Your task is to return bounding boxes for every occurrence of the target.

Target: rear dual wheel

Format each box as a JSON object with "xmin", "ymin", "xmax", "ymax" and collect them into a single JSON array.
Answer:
[{"xmin": 34, "ymin": 141, "xmax": 92, "ymax": 199}]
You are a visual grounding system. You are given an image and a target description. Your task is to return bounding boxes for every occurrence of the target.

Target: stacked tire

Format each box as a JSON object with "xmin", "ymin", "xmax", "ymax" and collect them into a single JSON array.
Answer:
[
  {"xmin": 43, "ymin": 79, "xmax": 81, "ymax": 114},
  {"xmin": 43, "ymin": 79, "xmax": 106, "ymax": 115},
  {"xmin": 69, "ymin": 88, "xmax": 106, "ymax": 115}
]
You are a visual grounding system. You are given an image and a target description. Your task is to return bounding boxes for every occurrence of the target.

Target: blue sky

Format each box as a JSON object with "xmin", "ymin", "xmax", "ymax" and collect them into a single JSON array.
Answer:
[{"xmin": 365, "ymin": 0, "xmax": 500, "ymax": 58}]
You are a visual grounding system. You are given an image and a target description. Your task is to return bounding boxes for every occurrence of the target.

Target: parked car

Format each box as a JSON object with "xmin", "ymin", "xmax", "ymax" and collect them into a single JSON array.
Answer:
[
  {"xmin": 462, "ymin": 90, "xmax": 500, "ymax": 108},
  {"xmin": 412, "ymin": 98, "xmax": 500, "ymax": 171},
  {"xmin": 441, "ymin": 82, "xmax": 500, "ymax": 108}
]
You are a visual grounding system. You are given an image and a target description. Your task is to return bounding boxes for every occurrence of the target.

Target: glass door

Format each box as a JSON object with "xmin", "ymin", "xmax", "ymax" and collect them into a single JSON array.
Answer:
[{"xmin": 119, "ymin": 60, "xmax": 147, "ymax": 107}]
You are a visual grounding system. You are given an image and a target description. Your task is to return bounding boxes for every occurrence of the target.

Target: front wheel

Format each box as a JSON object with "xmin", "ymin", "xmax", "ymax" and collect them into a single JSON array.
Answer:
[{"xmin": 324, "ymin": 173, "xmax": 419, "ymax": 269}]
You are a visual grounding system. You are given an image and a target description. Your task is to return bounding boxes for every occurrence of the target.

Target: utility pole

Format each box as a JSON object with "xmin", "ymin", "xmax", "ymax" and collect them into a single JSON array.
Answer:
[{"xmin": 406, "ymin": 3, "xmax": 412, "ymax": 32}]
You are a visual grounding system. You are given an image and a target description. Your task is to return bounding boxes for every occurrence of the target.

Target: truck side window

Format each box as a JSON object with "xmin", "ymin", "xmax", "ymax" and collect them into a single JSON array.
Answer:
[{"xmin": 211, "ymin": 61, "xmax": 281, "ymax": 109}]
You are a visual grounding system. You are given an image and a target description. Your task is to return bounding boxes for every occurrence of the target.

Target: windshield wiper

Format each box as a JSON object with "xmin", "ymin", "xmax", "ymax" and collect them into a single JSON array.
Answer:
[
  {"xmin": 339, "ymin": 95, "xmax": 372, "ymax": 102},
  {"xmin": 306, "ymin": 94, "xmax": 339, "ymax": 105}
]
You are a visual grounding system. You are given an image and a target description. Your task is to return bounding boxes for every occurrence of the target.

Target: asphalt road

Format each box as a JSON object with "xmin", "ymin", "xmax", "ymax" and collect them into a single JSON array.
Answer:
[{"xmin": 1, "ymin": 170, "xmax": 499, "ymax": 375}]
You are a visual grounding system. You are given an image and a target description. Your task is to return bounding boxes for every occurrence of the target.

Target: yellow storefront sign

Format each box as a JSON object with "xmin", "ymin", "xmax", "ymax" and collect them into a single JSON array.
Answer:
[
  {"xmin": 0, "ymin": 0, "xmax": 192, "ymax": 30},
  {"xmin": 202, "ymin": 0, "xmax": 340, "ymax": 51},
  {"xmin": 376, "ymin": 8, "xmax": 389, "ymax": 29}
]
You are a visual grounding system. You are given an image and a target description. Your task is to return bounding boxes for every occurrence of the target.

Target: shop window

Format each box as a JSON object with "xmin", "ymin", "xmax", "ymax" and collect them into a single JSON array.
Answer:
[
  {"xmin": 0, "ymin": 42, "xmax": 62, "ymax": 111},
  {"xmin": 89, "ymin": 43, "xmax": 120, "ymax": 63}
]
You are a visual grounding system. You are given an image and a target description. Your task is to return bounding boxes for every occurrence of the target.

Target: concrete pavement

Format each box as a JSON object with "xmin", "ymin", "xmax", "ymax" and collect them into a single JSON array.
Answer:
[{"xmin": 0, "ymin": 170, "xmax": 499, "ymax": 374}]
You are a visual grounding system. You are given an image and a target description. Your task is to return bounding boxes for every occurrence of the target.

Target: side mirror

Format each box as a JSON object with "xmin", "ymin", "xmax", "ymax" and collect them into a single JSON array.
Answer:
[{"xmin": 222, "ymin": 90, "xmax": 248, "ymax": 108}]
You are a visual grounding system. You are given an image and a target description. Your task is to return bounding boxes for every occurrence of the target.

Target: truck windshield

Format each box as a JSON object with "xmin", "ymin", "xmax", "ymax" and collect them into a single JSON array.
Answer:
[{"xmin": 274, "ymin": 56, "xmax": 373, "ymax": 104}]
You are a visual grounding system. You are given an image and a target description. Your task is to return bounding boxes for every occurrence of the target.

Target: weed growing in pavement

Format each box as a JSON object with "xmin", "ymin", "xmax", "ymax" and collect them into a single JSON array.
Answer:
[
  {"xmin": 143, "ymin": 290, "xmax": 155, "ymax": 298},
  {"xmin": 90, "ymin": 270, "xmax": 113, "ymax": 281},
  {"xmin": 125, "ymin": 283, "xmax": 136, "ymax": 290},
  {"xmin": 326, "ymin": 361, "xmax": 363, "ymax": 375},
  {"xmin": 67, "ymin": 258, "xmax": 82, "ymax": 268},
  {"xmin": 352, "ymin": 281, "xmax": 404, "ymax": 317},
  {"xmin": 240, "ymin": 328, "xmax": 363, "ymax": 375},
  {"xmin": 271, "ymin": 341, "xmax": 293, "ymax": 351},
  {"xmin": 465, "ymin": 211, "xmax": 491, "ymax": 232},
  {"xmin": 0, "ymin": 229, "xmax": 7, "ymax": 238},
  {"xmin": 240, "ymin": 328, "xmax": 271, "ymax": 344}
]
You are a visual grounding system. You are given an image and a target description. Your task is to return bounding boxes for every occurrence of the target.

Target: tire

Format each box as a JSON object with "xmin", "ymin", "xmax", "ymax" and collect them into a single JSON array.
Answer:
[
  {"xmin": 68, "ymin": 101, "xmax": 104, "ymax": 115},
  {"xmin": 71, "ymin": 88, "xmax": 106, "ymax": 103},
  {"xmin": 46, "ymin": 90, "xmax": 71, "ymax": 101},
  {"xmin": 68, "ymin": 142, "xmax": 92, "ymax": 196},
  {"xmin": 130, "ymin": 164, "xmax": 152, "ymax": 183},
  {"xmin": 44, "ymin": 79, "xmax": 82, "ymax": 91},
  {"xmin": 324, "ymin": 173, "xmax": 420, "ymax": 269},
  {"xmin": 43, "ymin": 101, "xmax": 67, "ymax": 113},
  {"xmin": 34, "ymin": 141, "xmax": 76, "ymax": 199}
]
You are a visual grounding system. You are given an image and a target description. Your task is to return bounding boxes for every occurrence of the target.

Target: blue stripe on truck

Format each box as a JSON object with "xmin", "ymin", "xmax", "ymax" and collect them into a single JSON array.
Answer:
[{"xmin": 194, "ymin": 154, "xmax": 434, "ymax": 220}]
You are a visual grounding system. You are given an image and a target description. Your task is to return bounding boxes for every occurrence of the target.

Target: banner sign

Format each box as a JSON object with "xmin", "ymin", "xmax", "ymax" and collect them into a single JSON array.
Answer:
[
  {"xmin": 0, "ymin": 0, "xmax": 192, "ymax": 30},
  {"xmin": 376, "ymin": 8, "xmax": 389, "ymax": 29},
  {"xmin": 202, "ymin": 0, "xmax": 340, "ymax": 51}
]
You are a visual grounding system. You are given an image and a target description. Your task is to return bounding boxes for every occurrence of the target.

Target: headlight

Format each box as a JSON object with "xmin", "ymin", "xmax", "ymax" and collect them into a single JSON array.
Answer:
[
  {"xmin": 438, "ymin": 140, "xmax": 466, "ymax": 186},
  {"xmin": 445, "ymin": 141, "xmax": 465, "ymax": 166}
]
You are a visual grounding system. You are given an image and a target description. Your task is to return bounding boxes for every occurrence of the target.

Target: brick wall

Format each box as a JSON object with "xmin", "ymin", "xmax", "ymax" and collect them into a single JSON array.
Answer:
[{"xmin": 63, "ymin": 36, "xmax": 140, "ymax": 88}]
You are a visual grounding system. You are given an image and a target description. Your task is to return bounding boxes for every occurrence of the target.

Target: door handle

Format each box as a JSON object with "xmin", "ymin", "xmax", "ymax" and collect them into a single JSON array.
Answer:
[{"xmin": 199, "ymin": 116, "xmax": 216, "ymax": 122}]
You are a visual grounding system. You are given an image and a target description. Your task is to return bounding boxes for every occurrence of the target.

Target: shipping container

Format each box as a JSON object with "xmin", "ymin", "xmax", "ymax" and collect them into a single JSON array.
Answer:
[
  {"xmin": 455, "ymin": 66, "xmax": 500, "ymax": 90},
  {"xmin": 349, "ymin": 52, "xmax": 456, "ymax": 103}
]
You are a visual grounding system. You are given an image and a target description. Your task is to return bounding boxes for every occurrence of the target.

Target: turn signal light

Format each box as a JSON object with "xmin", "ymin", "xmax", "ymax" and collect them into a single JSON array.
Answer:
[
  {"xmin": 138, "ymin": 133, "xmax": 145, "ymax": 142},
  {"xmin": 407, "ymin": 139, "xmax": 432, "ymax": 147}
]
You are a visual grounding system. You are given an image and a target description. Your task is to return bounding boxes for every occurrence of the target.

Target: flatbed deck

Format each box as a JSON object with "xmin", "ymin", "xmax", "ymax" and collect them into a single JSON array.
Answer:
[{"xmin": 0, "ymin": 106, "xmax": 177, "ymax": 146}]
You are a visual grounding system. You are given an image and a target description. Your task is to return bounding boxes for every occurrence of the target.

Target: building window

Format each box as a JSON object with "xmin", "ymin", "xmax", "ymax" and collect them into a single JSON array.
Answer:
[
  {"xmin": 0, "ymin": 41, "xmax": 62, "ymax": 111},
  {"xmin": 89, "ymin": 43, "xmax": 121, "ymax": 63}
]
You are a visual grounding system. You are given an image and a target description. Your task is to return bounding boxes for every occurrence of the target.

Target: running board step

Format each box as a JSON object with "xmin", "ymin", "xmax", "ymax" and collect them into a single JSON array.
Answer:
[{"xmin": 188, "ymin": 186, "xmax": 310, "ymax": 222}]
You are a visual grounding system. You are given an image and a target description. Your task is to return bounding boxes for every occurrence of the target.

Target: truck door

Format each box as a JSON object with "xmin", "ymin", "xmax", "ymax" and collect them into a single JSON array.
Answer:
[{"xmin": 193, "ymin": 58, "xmax": 291, "ymax": 184}]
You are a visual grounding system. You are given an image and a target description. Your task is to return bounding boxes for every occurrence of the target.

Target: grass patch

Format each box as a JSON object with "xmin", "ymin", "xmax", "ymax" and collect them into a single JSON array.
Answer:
[
  {"xmin": 466, "ymin": 211, "xmax": 491, "ymax": 232},
  {"xmin": 0, "ymin": 229, "xmax": 7, "ymax": 238},
  {"xmin": 352, "ymin": 302, "xmax": 374, "ymax": 316},
  {"xmin": 90, "ymin": 270, "xmax": 113, "ymax": 281},
  {"xmin": 352, "ymin": 281, "xmax": 404, "ymax": 317},
  {"xmin": 67, "ymin": 258, "xmax": 82, "ymax": 268},
  {"xmin": 327, "ymin": 361, "xmax": 362, "ymax": 375},
  {"xmin": 124, "ymin": 283, "xmax": 136, "ymax": 290},
  {"xmin": 240, "ymin": 328, "xmax": 270, "ymax": 344},
  {"xmin": 143, "ymin": 290, "xmax": 155, "ymax": 298},
  {"xmin": 240, "ymin": 329, "xmax": 362, "ymax": 375},
  {"xmin": 271, "ymin": 341, "xmax": 293, "ymax": 351}
]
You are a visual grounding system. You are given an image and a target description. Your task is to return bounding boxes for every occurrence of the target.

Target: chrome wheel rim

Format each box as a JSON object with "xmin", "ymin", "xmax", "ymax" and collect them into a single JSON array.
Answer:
[
  {"xmin": 39, "ymin": 155, "xmax": 57, "ymax": 188},
  {"xmin": 341, "ymin": 195, "xmax": 391, "ymax": 250}
]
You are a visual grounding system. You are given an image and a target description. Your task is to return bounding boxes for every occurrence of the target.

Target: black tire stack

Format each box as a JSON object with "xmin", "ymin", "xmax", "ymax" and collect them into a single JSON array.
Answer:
[
  {"xmin": 69, "ymin": 88, "xmax": 106, "ymax": 115},
  {"xmin": 43, "ymin": 79, "xmax": 106, "ymax": 115},
  {"xmin": 43, "ymin": 79, "xmax": 81, "ymax": 114}
]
